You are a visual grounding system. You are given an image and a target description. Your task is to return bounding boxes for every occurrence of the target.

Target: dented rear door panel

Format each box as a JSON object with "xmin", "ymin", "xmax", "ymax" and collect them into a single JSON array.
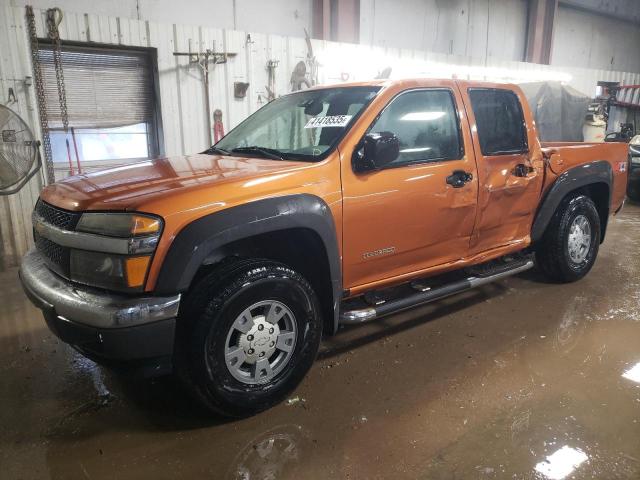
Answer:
[{"xmin": 456, "ymin": 81, "xmax": 545, "ymax": 255}]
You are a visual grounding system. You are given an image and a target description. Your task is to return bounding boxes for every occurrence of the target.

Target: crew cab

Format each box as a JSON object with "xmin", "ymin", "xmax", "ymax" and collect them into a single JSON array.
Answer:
[{"xmin": 20, "ymin": 79, "xmax": 628, "ymax": 417}]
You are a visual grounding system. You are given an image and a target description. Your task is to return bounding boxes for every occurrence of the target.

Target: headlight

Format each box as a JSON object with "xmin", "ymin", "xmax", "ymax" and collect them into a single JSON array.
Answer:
[
  {"xmin": 77, "ymin": 213, "xmax": 161, "ymax": 237},
  {"xmin": 72, "ymin": 213, "xmax": 162, "ymax": 292},
  {"xmin": 631, "ymin": 157, "xmax": 640, "ymax": 165}
]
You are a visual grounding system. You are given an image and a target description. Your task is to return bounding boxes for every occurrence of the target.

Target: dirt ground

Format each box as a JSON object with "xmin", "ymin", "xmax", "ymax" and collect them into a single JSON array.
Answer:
[{"xmin": 2, "ymin": 203, "xmax": 640, "ymax": 479}]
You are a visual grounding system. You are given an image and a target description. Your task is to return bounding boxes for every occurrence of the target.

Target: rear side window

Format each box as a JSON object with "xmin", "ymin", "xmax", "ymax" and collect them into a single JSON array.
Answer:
[
  {"xmin": 369, "ymin": 89, "xmax": 463, "ymax": 167},
  {"xmin": 469, "ymin": 88, "xmax": 528, "ymax": 155}
]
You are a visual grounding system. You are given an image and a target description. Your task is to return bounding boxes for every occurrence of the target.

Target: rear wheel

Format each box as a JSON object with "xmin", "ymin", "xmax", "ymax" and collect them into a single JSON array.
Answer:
[
  {"xmin": 175, "ymin": 259, "xmax": 322, "ymax": 417},
  {"xmin": 536, "ymin": 194, "xmax": 601, "ymax": 283}
]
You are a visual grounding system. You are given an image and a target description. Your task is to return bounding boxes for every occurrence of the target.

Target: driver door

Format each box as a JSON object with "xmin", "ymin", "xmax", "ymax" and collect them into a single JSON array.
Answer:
[{"xmin": 340, "ymin": 82, "xmax": 478, "ymax": 291}]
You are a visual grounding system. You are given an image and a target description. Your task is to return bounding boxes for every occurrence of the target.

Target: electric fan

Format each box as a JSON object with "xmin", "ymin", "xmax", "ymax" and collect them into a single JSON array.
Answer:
[{"xmin": 0, "ymin": 104, "xmax": 41, "ymax": 195}]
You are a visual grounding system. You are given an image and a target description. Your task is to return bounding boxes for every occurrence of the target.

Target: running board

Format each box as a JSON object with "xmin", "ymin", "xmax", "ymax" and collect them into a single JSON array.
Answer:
[{"xmin": 339, "ymin": 260, "xmax": 534, "ymax": 325}]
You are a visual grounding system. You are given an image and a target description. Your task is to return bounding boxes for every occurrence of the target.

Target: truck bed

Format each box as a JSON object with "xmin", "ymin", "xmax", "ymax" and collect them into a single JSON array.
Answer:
[{"xmin": 541, "ymin": 141, "xmax": 629, "ymax": 212}]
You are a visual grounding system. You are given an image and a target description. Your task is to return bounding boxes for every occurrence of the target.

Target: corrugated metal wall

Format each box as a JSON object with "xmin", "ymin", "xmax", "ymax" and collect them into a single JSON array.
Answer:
[{"xmin": 1, "ymin": 4, "xmax": 639, "ymax": 269}]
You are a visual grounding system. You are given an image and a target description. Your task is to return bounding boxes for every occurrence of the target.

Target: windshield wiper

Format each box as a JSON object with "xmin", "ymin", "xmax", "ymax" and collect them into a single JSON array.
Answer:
[
  {"xmin": 203, "ymin": 146, "xmax": 231, "ymax": 155},
  {"xmin": 231, "ymin": 146, "xmax": 285, "ymax": 160}
]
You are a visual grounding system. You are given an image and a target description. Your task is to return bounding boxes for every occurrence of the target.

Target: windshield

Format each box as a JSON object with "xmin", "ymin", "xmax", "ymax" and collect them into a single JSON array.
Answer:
[{"xmin": 212, "ymin": 86, "xmax": 380, "ymax": 161}]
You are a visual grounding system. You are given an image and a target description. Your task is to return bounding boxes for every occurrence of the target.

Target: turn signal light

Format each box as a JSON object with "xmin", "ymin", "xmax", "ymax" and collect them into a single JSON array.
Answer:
[
  {"xmin": 132, "ymin": 215, "xmax": 161, "ymax": 236},
  {"xmin": 125, "ymin": 256, "xmax": 151, "ymax": 287}
]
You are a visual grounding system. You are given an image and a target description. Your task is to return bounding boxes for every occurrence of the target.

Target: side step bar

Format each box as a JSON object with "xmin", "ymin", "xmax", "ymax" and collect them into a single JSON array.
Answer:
[{"xmin": 339, "ymin": 259, "xmax": 534, "ymax": 325}]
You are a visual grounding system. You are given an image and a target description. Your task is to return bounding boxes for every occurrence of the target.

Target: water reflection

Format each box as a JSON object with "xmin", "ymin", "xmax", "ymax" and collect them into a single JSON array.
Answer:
[
  {"xmin": 621, "ymin": 361, "xmax": 640, "ymax": 383},
  {"xmin": 509, "ymin": 409, "xmax": 531, "ymax": 441},
  {"xmin": 534, "ymin": 445, "xmax": 588, "ymax": 480},
  {"xmin": 553, "ymin": 296, "xmax": 587, "ymax": 354},
  {"xmin": 226, "ymin": 425, "xmax": 310, "ymax": 480}
]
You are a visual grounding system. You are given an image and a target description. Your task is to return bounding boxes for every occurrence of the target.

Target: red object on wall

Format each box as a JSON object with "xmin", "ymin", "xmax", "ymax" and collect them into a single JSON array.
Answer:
[{"xmin": 213, "ymin": 109, "xmax": 225, "ymax": 143}]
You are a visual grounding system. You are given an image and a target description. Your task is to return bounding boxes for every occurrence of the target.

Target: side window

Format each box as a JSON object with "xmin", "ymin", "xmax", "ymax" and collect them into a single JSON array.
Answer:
[
  {"xmin": 369, "ymin": 89, "xmax": 462, "ymax": 166},
  {"xmin": 468, "ymin": 89, "xmax": 528, "ymax": 155}
]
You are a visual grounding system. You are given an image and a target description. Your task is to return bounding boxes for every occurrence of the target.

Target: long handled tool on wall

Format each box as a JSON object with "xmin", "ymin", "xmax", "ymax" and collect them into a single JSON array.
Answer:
[
  {"xmin": 266, "ymin": 59, "xmax": 279, "ymax": 102},
  {"xmin": 173, "ymin": 40, "xmax": 236, "ymax": 145}
]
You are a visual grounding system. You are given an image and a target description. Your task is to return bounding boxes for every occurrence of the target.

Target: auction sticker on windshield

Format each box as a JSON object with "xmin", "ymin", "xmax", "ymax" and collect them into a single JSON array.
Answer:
[{"xmin": 304, "ymin": 115, "xmax": 353, "ymax": 129}]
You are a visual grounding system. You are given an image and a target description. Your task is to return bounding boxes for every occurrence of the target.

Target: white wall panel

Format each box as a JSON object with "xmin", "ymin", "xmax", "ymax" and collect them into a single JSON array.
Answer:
[
  {"xmin": 359, "ymin": 0, "xmax": 528, "ymax": 62},
  {"xmin": 552, "ymin": 4, "xmax": 640, "ymax": 72},
  {"xmin": 10, "ymin": 0, "xmax": 312, "ymax": 38},
  {"xmin": 224, "ymin": 29, "xmax": 250, "ymax": 132},
  {"xmin": 234, "ymin": 0, "xmax": 312, "ymax": 39},
  {"xmin": 1, "ymin": 4, "xmax": 640, "ymax": 268},
  {"xmin": 149, "ymin": 20, "xmax": 181, "ymax": 155}
]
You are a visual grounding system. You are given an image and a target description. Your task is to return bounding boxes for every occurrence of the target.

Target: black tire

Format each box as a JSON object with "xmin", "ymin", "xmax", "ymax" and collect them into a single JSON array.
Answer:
[
  {"xmin": 535, "ymin": 194, "xmax": 600, "ymax": 283},
  {"xmin": 175, "ymin": 258, "xmax": 322, "ymax": 417}
]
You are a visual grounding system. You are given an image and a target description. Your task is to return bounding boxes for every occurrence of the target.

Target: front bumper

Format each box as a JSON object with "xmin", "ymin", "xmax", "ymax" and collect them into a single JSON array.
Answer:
[{"xmin": 19, "ymin": 248, "xmax": 180, "ymax": 373}]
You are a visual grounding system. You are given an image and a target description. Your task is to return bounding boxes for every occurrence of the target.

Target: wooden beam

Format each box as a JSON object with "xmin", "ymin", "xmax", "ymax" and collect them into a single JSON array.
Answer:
[
  {"xmin": 312, "ymin": 0, "xmax": 359, "ymax": 43},
  {"xmin": 525, "ymin": 0, "xmax": 558, "ymax": 64},
  {"xmin": 312, "ymin": 0, "xmax": 325, "ymax": 39}
]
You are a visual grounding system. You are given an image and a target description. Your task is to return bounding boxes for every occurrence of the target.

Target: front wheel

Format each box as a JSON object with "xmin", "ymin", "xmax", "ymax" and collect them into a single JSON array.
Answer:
[
  {"xmin": 536, "ymin": 194, "xmax": 601, "ymax": 283},
  {"xmin": 175, "ymin": 259, "xmax": 322, "ymax": 417}
]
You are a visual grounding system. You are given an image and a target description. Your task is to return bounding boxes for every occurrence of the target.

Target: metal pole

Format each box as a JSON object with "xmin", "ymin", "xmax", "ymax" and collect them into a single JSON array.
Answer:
[
  {"xmin": 65, "ymin": 138, "xmax": 74, "ymax": 177},
  {"xmin": 71, "ymin": 127, "xmax": 82, "ymax": 174},
  {"xmin": 203, "ymin": 65, "xmax": 212, "ymax": 145}
]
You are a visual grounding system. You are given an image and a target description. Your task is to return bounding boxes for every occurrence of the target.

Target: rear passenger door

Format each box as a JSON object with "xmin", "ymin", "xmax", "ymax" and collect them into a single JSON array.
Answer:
[{"xmin": 458, "ymin": 84, "xmax": 544, "ymax": 254}]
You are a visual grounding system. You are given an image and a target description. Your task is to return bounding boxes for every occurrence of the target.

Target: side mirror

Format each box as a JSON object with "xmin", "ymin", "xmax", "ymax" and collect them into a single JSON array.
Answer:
[{"xmin": 352, "ymin": 132, "xmax": 400, "ymax": 173}]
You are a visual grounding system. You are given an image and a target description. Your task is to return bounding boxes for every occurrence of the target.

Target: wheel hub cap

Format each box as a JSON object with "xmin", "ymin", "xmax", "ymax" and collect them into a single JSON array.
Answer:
[
  {"xmin": 567, "ymin": 214, "xmax": 591, "ymax": 264},
  {"xmin": 238, "ymin": 316, "xmax": 280, "ymax": 364},
  {"xmin": 223, "ymin": 300, "xmax": 297, "ymax": 385}
]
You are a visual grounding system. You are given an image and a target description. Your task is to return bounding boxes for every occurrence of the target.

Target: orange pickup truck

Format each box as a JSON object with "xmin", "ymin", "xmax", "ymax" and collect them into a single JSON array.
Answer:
[{"xmin": 20, "ymin": 79, "xmax": 628, "ymax": 417}]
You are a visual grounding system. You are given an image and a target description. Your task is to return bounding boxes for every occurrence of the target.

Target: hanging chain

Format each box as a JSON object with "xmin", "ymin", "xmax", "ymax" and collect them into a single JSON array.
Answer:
[
  {"xmin": 25, "ymin": 5, "xmax": 55, "ymax": 184},
  {"xmin": 46, "ymin": 8, "xmax": 69, "ymax": 132}
]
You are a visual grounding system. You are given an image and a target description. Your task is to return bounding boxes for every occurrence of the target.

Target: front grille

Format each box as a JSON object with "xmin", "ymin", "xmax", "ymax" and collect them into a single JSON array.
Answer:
[
  {"xmin": 35, "ymin": 199, "xmax": 81, "ymax": 231},
  {"xmin": 34, "ymin": 231, "xmax": 71, "ymax": 277},
  {"xmin": 33, "ymin": 199, "xmax": 78, "ymax": 278}
]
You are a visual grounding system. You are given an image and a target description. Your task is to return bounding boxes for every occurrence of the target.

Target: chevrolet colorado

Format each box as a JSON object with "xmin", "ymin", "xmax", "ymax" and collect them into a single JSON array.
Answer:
[{"xmin": 20, "ymin": 79, "xmax": 628, "ymax": 417}]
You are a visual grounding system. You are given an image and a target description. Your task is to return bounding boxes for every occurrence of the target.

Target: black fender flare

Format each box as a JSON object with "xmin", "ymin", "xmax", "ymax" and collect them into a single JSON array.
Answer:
[
  {"xmin": 531, "ymin": 160, "xmax": 612, "ymax": 242},
  {"xmin": 154, "ymin": 194, "xmax": 342, "ymax": 331}
]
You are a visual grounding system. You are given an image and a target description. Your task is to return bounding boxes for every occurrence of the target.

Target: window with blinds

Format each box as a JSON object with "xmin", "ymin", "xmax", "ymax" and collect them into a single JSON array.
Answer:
[{"xmin": 37, "ymin": 43, "xmax": 162, "ymax": 175}]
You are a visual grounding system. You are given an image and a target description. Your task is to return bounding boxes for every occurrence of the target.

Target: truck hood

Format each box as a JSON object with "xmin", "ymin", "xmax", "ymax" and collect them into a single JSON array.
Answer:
[{"xmin": 40, "ymin": 154, "xmax": 310, "ymax": 212}]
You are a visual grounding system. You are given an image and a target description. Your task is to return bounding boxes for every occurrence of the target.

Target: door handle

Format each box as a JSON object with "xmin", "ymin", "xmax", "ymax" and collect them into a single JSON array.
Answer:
[
  {"xmin": 446, "ymin": 170, "xmax": 473, "ymax": 188},
  {"xmin": 513, "ymin": 163, "xmax": 534, "ymax": 177}
]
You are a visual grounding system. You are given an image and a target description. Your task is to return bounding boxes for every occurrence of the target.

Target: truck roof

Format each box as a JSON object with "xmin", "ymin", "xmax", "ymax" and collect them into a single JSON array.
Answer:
[{"xmin": 306, "ymin": 78, "xmax": 517, "ymax": 91}]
